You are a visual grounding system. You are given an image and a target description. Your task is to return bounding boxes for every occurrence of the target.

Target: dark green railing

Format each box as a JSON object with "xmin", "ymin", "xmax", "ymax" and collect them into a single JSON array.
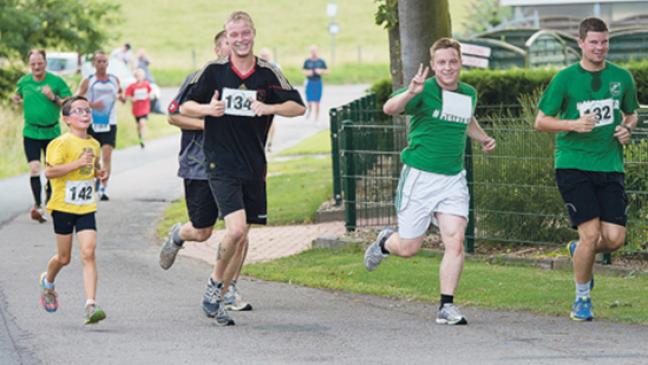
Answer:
[{"xmin": 331, "ymin": 95, "xmax": 648, "ymax": 258}]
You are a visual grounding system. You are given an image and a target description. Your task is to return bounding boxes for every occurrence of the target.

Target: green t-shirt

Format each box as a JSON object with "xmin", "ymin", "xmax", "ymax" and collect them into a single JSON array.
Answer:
[
  {"xmin": 394, "ymin": 78, "xmax": 477, "ymax": 175},
  {"xmin": 16, "ymin": 72, "xmax": 72, "ymax": 140},
  {"xmin": 538, "ymin": 62, "xmax": 639, "ymax": 173}
]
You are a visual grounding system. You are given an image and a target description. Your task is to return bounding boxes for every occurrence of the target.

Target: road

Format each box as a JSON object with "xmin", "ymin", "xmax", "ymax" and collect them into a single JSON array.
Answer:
[{"xmin": 1, "ymin": 85, "xmax": 647, "ymax": 365}]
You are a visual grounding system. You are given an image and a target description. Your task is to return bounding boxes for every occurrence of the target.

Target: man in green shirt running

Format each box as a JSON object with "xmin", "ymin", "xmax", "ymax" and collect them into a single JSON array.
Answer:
[
  {"xmin": 535, "ymin": 17, "xmax": 639, "ymax": 321},
  {"xmin": 13, "ymin": 49, "xmax": 72, "ymax": 223},
  {"xmin": 364, "ymin": 38, "xmax": 496, "ymax": 325}
]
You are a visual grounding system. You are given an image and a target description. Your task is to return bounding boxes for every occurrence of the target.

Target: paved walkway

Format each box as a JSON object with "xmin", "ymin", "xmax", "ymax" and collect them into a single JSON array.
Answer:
[{"xmin": 181, "ymin": 221, "xmax": 346, "ymax": 265}]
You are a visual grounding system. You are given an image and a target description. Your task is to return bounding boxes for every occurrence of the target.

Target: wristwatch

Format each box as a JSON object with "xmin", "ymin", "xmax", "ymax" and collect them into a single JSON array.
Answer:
[{"xmin": 51, "ymin": 95, "xmax": 60, "ymax": 104}]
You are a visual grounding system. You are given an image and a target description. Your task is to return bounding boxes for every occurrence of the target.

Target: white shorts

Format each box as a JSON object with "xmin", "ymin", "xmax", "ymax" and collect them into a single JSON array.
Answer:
[{"xmin": 395, "ymin": 165, "xmax": 469, "ymax": 239}]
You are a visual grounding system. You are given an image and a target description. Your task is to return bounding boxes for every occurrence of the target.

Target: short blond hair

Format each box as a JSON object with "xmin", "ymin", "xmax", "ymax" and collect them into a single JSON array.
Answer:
[
  {"xmin": 429, "ymin": 37, "xmax": 461, "ymax": 61},
  {"xmin": 225, "ymin": 11, "xmax": 255, "ymax": 33}
]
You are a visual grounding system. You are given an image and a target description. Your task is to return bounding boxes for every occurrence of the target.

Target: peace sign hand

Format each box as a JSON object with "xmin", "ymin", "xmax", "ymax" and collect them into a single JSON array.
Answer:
[{"xmin": 407, "ymin": 63, "xmax": 429, "ymax": 96}]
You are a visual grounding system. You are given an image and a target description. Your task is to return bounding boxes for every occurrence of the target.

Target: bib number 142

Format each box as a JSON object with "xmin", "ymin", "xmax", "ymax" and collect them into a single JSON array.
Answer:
[{"xmin": 65, "ymin": 180, "xmax": 95, "ymax": 205}]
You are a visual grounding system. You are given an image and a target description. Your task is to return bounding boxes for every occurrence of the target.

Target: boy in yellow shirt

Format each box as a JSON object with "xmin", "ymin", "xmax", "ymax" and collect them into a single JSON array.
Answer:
[{"xmin": 40, "ymin": 96, "xmax": 107, "ymax": 324}]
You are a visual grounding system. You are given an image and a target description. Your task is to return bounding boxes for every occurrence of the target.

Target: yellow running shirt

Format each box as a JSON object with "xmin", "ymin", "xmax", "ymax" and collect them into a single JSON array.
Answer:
[{"xmin": 46, "ymin": 133, "xmax": 100, "ymax": 214}]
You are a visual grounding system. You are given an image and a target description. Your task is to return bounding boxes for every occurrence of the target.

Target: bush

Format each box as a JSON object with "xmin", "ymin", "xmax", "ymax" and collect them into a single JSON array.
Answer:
[
  {"xmin": 0, "ymin": 66, "xmax": 23, "ymax": 100},
  {"xmin": 370, "ymin": 60, "xmax": 648, "ymax": 108}
]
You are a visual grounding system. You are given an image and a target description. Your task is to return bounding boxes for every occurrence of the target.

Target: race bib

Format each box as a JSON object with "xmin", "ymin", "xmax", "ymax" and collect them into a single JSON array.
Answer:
[
  {"xmin": 577, "ymin": 98, "xmax": 614, "ymax": 128},
  {"xmin": 222, "ymin": 88, "xmax": 257, "ymax": 117},
  {"xmin": 440, "ymin": 90, "xmax": 473, "ymax": 124},
  {"xmin": 133, "ymin": 87, "xmax": 149, "ymax": 101},
  {"xmin": 64, "ymin": 180, "xmax": 95, "ymax": 206},
  {"xmin": 92, "ymin": 123, "xmax": 110, "ymax": 132}
]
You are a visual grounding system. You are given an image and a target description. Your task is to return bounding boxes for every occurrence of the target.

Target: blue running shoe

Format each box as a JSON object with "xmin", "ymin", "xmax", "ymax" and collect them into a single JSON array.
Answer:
[
  {"xmin": 566, "ymin": 240, "xmax": 594, "ymax": 290},
  {"xmin": 570, "ymin": 296, "xmax": 593, "ymax": 321}
]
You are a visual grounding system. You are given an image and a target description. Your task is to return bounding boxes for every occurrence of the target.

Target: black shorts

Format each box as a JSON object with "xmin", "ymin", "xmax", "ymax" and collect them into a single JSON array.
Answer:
[
  {"xmin": 208, "ymin": 175, "xmax": 267, "ymax": 225},
  {"xmin": 52, "ymin": 211, "xmax": 97, "ymax": 235},
  {"xmin": 23, "ymin": 137, "xmax": 53, "ymax": 163},
  {"xmin": 89, "ymin": 125, "xmax": 117, "ymax": 147},
  {"xmin": 184, "ymin": 179, "xmax": 218, "ymax": 229},
  {"xmin": 135, "ymin": 115, "xmax": 148, "ymax": 123},
  {"xmin": 555, "ymin": 169, "xmax": 627, "ymax": 228}
]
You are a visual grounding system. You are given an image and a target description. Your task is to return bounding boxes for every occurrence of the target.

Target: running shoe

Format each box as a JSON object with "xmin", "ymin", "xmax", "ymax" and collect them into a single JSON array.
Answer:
[
  {"xmin": 159, "ymin": 223, "xmax": 183, "ymax": 270},
  {"xmin": 567, "ymin": 240, "xmax": 594, "ymax": 289},
  {"xmin": 98, "ymin": 186, "xmax": 109, "ymax": 201},
  {"xmin": 202, "ymin": 279, "xmax": 235, "ymax": 326},
  {"xmin": 30, "ymin": 207, "xmax": 47, "ymax": 223},
  {"xmin": 224, "ymin": 282, "xmax": 253, "ymax": 311},
  {"xmin": 84, "ymin": 303, "xmax": 107, "ymax": 324},
  {"xmin": 436, "ymin": 303, "xmax": 468, "ymax": 325},
  {"xmin": 39, "ymin": 272, "xmax": 58, "ymax": 313},
  {"xmin": 570, "ymin": 296, "xmax": 593, "ymax": 321},
  {"xmin": 363, "ymin": 228, "xmax": 393, "ymax": 272}
]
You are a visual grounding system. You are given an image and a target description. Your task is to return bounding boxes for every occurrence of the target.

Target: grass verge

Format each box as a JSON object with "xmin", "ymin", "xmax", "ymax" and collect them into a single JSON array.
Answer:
[
  {"xmin": 158, "ymin": 155, "xmax": 332, "ymax": 237},
  {"xmin": 277, "ymin": 130, "xmax": 331, "ymax": 156},
  {"xmin": 0, "ymin": 102, "xmax": 178, "ymax": 179},
  {"xmin": 243, "ymin": 246, "xmax": 648, "ymax": 324},
  {"xmin": 152, "ymin": 63, "xmax": 388, "ymax": 87}
]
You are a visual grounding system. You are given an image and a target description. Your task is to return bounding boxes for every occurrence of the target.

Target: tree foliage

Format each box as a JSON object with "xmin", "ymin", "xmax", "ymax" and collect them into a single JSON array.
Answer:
[
  {"xmin": 461, "ymin": 0, "xmax": 511, "ymax": 37},
  {"xmin": 374, "ymin": 0, "xmax": 398, "ymax": 30},
  {"xmin": 0, "ymin": 0, "xmax": 121, "ymax": 61}
]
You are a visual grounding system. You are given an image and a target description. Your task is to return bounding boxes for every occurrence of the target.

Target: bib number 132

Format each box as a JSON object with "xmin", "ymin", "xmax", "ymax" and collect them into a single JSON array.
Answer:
[
  {"xmin": 65, "ymin": 180, "xmax": 95, "ymax": 206},
  {"xmin": 221, "ymin": 88, "xmax": 257, "ymax": 117}
]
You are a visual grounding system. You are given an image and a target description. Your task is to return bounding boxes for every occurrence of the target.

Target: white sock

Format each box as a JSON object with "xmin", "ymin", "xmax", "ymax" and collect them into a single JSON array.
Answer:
[
  {"xmin": 85, "ymin": 299, "xmax": 96, "ymax": 307},
  {"xmin": 576, "ymin": 281, "xmax": 591, "ymax": 298}
]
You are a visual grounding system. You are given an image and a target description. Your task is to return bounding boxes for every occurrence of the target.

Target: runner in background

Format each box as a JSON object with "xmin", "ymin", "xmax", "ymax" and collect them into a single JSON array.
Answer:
[
  {"xmin": 77, "ymin": 51, "xmax": 125, "ymax": 201},
  {"xmin": 14, "ymin": 49, "xmax": 72, "ymax": 222}
]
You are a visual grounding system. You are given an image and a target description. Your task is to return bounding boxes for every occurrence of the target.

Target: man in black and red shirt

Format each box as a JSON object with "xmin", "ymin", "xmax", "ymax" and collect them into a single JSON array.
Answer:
[{"xmin": 181, "ymin": 11, "xmax": 305, "ymax": 326}]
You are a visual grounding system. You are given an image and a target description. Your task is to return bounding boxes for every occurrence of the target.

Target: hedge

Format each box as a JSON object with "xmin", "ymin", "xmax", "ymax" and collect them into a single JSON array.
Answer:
[{"xmin": 371, "ymin": 60, "xmax": 648, "ymax": 107}]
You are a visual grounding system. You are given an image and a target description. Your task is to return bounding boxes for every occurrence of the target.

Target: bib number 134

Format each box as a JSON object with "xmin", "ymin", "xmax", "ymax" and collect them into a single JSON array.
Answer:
[{"xmin": 221, "ymin": 88, "xmax": 257, "ymax": 117}]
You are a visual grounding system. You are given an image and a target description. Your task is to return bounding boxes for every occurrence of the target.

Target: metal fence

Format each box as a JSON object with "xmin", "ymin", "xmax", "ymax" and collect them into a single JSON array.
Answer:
[{"xmin": 330, "ymin": 94, "xmax": 648, "ymax": 255}]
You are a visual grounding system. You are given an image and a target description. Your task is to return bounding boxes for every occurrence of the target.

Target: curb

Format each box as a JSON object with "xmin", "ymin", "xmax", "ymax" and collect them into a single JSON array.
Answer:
[{"xmin": 311, "ymin": 235, "xmax": 648, "ymax": 277}]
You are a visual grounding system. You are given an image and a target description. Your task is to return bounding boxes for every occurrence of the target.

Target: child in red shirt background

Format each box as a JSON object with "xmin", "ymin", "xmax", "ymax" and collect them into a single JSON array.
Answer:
[{"xmin": 125, "ymin": 69, "xmax": 152, "ymax": 148}]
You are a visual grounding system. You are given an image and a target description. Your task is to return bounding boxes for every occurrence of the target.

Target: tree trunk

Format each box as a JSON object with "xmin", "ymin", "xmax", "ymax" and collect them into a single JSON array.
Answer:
[
  {"xmin": 397, "ymin": 0, "xmax": 452, "ymax": 84},
  {"xmin": 388, "ymin": 25, "xmax": 403, "ymax": 91}
]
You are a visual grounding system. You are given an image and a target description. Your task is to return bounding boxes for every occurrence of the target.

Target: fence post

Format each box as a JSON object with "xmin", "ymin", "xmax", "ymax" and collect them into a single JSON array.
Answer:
[
  {"xmin": 464, "ymin": 138, "xmax": 475, "ymax": 253},
  {"xmin": 342, "ymin": 120, "xmax": 356, "ymax": 231},
  {"xmin": 330, "ymin": 108, "xmax": 342, "ymax": 206}
]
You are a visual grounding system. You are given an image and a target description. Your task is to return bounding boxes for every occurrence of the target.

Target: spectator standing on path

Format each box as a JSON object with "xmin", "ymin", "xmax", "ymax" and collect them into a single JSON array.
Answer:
[
  {"xmin": 125, "ymin": 69, "xmax": 152, "ymax": 149},
  {"xmin": 13, "ymin": 49, "xmax": 72, "ymax": 223},
  {"xmin": 259, "ymin": 47, "xmax": 280, "ymax": 153},
  {"xmin": 364, "ymin": 38, "xmax": 496, "ymax": 326},
  {"xmin": 39, "ymin": 96, "xmax": 107, "ymax": 325},
  {"xmin": 77, "ymin": 51, "xmax": 125, "ymax": 201},
  {"xmin": 136, "ymin": 48, "xmax": 155, "ymax": 83},
  {"xmin": 534, "ymin": 17, "xmax": 639, "ymax": 322},
  {"xmin": 111, "ymin": 43, "xmax": 132, "ymax": 69},
  {"xmin": 181, "ymin": 11, "xmax": 305, "ymax": 326},
  {"xmin": 160, "ymin": 30, "xmax": 253, "ymax": 312},
  {"xmin": 302, "ymin": 45, "xmax": 328, "ymax": 121}
]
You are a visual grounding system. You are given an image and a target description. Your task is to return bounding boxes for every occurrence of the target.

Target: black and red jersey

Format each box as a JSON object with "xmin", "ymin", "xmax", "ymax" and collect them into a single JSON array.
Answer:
[{"xmin": 186, "ymin": 57, "xmax": 303, "ymax": 180}]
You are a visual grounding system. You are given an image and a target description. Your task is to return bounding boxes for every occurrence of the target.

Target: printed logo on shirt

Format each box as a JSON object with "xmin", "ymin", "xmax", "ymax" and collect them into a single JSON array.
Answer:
[{"xmin": 609, "ymin": 82, "xmax": 622, "ymax": 97}]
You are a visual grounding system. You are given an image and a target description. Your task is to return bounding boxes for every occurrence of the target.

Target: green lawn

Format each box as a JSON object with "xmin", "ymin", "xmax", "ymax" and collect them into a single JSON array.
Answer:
[
  {"xmin": 159, "ymin": 154, "xmax": 333, "ymax": 237},
  {"xmin": 243, "ymin": 246, "xmax": 648, "ymax": 324},
  {"xmin": 109, "ymin": 0, "xmax": 473, "ymax": 72},
  {"xmin": 153, "ymin": 63, "xmax": 390, "ymax": 87},
  {"xmin": 0, "ymin": 102, "xmax": 178, "ymax": 178},
  {"xmin": 277, "ymin": 130, "xmax": 331, "ymax": 156}
]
